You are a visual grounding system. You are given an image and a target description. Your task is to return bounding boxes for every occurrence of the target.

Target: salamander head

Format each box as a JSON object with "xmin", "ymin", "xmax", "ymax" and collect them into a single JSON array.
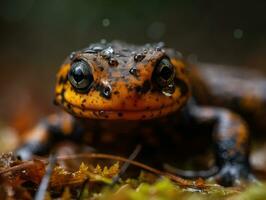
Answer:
[{"xmin": 55, "ymin": 41, "xmax": 190, "ymax": 120}]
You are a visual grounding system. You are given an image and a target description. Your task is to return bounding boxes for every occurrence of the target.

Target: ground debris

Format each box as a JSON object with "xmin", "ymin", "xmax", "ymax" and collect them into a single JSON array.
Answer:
[{"xmin": 0, "ymin": 152, "xmax": 265, "ymax": 199}]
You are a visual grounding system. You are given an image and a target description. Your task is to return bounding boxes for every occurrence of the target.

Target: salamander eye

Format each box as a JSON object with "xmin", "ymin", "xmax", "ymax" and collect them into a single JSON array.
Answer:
[
  {"xmin": 153, "ymin": 58, "xmax": 175, "ymax": 87},
  {"xmin": 68, "ymin": 60, "xmax": 94, "ymax": 92}
]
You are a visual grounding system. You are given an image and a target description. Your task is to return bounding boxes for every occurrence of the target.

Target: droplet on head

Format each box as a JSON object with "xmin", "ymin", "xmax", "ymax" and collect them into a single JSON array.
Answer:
[
  {"xmin": 134, "ymin": 53, "xmax": 145, "ymax": 62},
  {"xmin": 156, "ymin": 42, "xmax": 165, "ymax": 49},
  {"xmin": 92, "ymin": 46, "xmax": 105, "ymax": 52},
  {"xmin": 101, "ymin": 47, "xmax": 114, "ymax": 59},
  {"xmin": 109, "ymin": 58, "xmax": 118, "ymax": 66},
  {"xmin": 162, "ymin": 84, "xmax": 175, "ymax": 96},
  {"xmin": 69, "ymin": 52, "xmax": 76, "ymax": 60},
  {"xmin": 129, "ymin": 67, "xmax": 139, "ymax": 77},
  {"xmin": 83, "ymin": 48, "xmax": 97, "ymax": 53},
  {"xmin": 100, "ymin": 39, "xmax": 107, "ymax": 44},
  {"xmin": 101, "ymin": 86, "xmax": 112, "ymax": 99},
  {"xmin": 155, "ymin": 47, "xmax": 162, "ymax": 51}
]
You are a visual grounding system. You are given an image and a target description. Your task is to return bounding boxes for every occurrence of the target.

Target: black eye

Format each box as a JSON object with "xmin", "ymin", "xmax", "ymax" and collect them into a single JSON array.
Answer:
[
  {"xmin": 153, "ymin": 58, "xmax": 175, "ymax": 87},
  {"xmin": 68, "ymin": 60, "xmax": 94, "ymax": 92}
]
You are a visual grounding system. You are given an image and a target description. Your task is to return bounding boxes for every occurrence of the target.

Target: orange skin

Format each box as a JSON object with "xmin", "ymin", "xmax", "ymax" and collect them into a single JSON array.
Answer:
[{"xmin": 55, "ymin": 42, "xmax": 190, "ymax": 120}]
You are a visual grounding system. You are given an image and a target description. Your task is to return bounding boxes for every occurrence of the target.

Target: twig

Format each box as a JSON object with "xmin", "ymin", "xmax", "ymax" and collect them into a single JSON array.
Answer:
[
  {"xmin": 77, "ymin": 178, "xmax": 89, "ymax": 200},
  {"xmin": 34, "ymin": 154, "xmax": 56, "ymax": 200},
  {"xmin": 111, "ymin": 144, "xmax": 142, "ymax": 185}
]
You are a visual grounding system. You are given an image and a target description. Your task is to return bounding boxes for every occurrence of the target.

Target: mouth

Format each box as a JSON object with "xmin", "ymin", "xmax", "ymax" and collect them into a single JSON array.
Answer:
[{"xmin": 60, "ymin": 100, "xmax": 181, "ymax": 120}]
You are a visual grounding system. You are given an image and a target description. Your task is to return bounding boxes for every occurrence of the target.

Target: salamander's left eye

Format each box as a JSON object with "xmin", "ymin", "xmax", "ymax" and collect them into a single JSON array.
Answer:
[
  {"xmin": 68, "ymin": 60, "xmax": 94, "ymax": 92},
  {"xmin": 153, "ymin": 58, "xmax": 175, "ymax": 87}
]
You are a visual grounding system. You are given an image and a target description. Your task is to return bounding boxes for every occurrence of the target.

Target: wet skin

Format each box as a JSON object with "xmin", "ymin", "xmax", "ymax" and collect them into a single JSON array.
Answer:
[{"xmin": 17, "ymin": 41, "xmax": 262, "ymax": 186}]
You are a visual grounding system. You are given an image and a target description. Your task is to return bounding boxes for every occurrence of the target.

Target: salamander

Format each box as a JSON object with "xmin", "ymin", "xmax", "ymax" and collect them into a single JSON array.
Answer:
[{"xmin": 16, "ymin": 41, "xmax": 265, "ymax": 186}]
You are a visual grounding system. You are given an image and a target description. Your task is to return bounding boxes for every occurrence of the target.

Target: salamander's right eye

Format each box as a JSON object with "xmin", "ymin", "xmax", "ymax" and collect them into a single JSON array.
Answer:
[{"xmin": 68, "ymin": 60, "xmax": 94, "ymax": 92}]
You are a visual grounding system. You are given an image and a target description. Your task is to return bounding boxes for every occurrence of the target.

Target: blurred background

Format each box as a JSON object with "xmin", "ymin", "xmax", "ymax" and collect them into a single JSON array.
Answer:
[{"xmin": 0, "ymin": 0, "xmax": 266, "ymax": 130}]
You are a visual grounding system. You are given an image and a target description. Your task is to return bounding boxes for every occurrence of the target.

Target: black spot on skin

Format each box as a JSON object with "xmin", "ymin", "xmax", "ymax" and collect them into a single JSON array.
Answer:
[
  {"xmin": 118, "ymin": 112, "xmax": 123, "ymax": 117},
  {"xmin": 58, "ymin": 75, "xmax": 68, "ymax": 85},
  {"xmin": 175, "ymin": 78, "xmax": 189, "ymax": 96},
  {"xmin": 67, "ymin": 103, "xmax": 72, "ymax": 110},
  {"xmin": 128, "ymin": 86, "xmax": 134, "ymax": 92},
  {"xmin": 60, "ymin": 88, "xmax": 66, "ymax": 104},
  {"xmin": 114, "ymin": 91, "xmax": 120, "ymax": 95},
  {"xmin": 93, "ymin": 111, "xmax": 100, "ymax": 117},
  {"xmin": 135, "ymin": 86, "xmax": 141, "ymax": 93},
  {"xmin": 82, "ymin": 99, "xmax": 87, "ymax": 104},
  {"xmin": 98, "ymin": 66, "xmax": 104, "ymax": 71},
  {"xmin": 53, "ymin": 99, "xmax": 59, "ymax": 106},
  {"xmin": 135, "ymin": 80, "xmax": 151, "ymax": 94}
]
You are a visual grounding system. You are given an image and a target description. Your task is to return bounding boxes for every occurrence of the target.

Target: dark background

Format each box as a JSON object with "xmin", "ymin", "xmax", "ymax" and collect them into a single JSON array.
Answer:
[{"xmin": 0, "ymin": 0, "xmax": 266, "ymax": 124}]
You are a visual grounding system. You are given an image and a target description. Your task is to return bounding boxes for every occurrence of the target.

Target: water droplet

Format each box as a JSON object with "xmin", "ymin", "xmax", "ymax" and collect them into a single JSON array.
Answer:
[
  {"xmin": 101, "ymin": 47, "xmax": 114, "ymax": 59},
  {"xmin": 158, "ymin": 41, "xmax": 165, "ymax": 47},
  {"xmin": 99, "ymin": 110, "xmax": 105, "ymax": 116},
  {"xmin": 233, "ymin": 29, "xmax": 243, "ymax": 39},
  {"xmin": 83, "ymin": 48, "xmax": 97, "ymax": 53},
  {"xmin": 92, "ymin": 46, "xmax": 104, "ymax": 52},
  {"xmin": 69, "ymin": 52, "xmax": 76, "ymax": 60},
  {"xmin": 155, "ymin": 42, "xmax": 165, "ymax": 51},
  {"xmin": 100, "ymin": 39, "xmax": 107, "ymax": 44},
  {"xmin": 162, "ymin": 84, "xmax": 175, "ymax": 96},
  {"xmin": 109, "ymin": 58, "xmax": 118, "ymax": 66},
  {"xmin": 101, "ymin": 86, "xmax": 112, "ymax": 99},
  {"xmin": 156, "ymin": 47, "xmax": 162, "ymax": 51},
  {"xmin": 129, "ymin": 67, "xmax": 139, "ymax": 77},
  {"xmin": 102, "ymin": 18, "xmax": 110, "ymax": 27},
  {"xmin": 134, "ymin": 53, "xmax": 145, "ymax": 62}
]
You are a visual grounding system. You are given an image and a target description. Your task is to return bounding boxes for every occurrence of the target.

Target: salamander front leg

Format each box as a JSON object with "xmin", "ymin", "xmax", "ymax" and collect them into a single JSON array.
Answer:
[
  {"xmin": 16, "ymin": 113, "xmax": 85, "ymax": 160},
  {"xmin": 187, "ymin": 104, "xmax": 255, "ymax": 186}
]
